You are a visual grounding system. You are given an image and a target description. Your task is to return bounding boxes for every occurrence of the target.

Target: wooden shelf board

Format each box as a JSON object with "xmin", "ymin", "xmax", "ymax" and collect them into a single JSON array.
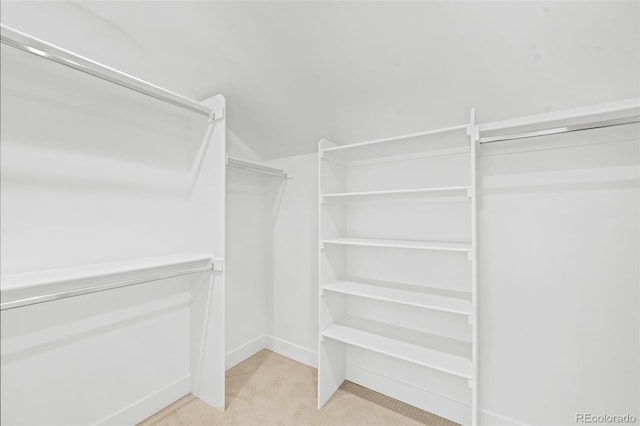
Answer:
[
  {"xmin": 1, "ymin": 253, "xmax": 213, "ymax": 309},
  {"xmin": 321, "ymin": 237, "xmax": 471, "ymax": 252},
  {"xmin": 322, "ymin": 280, "xmax": 472, "ymax": 315},
  {"xmin": 321, "ymin": 325, "xmax": 472, "ymax": 379},
  {"xmin": 322, "ymin": 186, "xmax": 471, "ymax": 201}
]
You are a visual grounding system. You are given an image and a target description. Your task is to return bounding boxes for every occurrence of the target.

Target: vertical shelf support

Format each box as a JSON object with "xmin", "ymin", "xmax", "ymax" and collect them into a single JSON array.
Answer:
[
  {"xmin": 469, "ymin": 108, "xmax": 479, "ymax": 426},
  {"xmin": 317, "ymin": 118, "xmax": 477, "ymax": 424}
]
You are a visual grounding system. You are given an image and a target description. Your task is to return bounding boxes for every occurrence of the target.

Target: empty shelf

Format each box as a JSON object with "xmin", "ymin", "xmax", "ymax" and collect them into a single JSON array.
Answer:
[
  {"xmin": 321, "ymin": 237, "xmax": 471, "ymax": 252},
  {"xmin": 322, "ymin": 280, "xmax": 472, "ymax": 315},
  {"xmin": 227, "ymin": 155, "xmax": 289, "ymax": 178},
  {"xmin": 322, "ymin": 186, "xmax": 471, "ymax": 201},
  {"xmin": 1, "ymin": 253, "xmax": 215, "ymax": 310},
  {"xmin": 320, "ymin": 125, "xmax": 470, "ymax": 163},
  {"xmin": 321, "ymin": 325, "xmax": 472, "ymax": 379}
]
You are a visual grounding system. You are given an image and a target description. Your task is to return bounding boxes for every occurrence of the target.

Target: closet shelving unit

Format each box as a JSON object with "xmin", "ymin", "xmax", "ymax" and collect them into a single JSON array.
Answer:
[
  {"xmin": 226, "ymin": 154, "xmax": 291, "ymax": 179},
  {"xmin": 0, "ymin": 254, "xmax": 218, "ymax": 311},
  {"xmin": 0, "ymin": 23, "xmax": 228, "ymax": 415},
  {"xmin": 318, "ymin": 112, "xmax": 478, "ymax": 425}
]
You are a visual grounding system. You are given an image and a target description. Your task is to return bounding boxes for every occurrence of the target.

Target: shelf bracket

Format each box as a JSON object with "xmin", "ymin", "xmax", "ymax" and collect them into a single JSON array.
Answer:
[
  {"xmin": 466, "ymin": 187, "xmax": 473, "ymax": 199},
  {"xmin": 467, "ymin": 379, "xmax": 473, "ymax": 389},
  {"xmin": 467, "ymin": 251, "xmax": 473, "ymax": 262},
  {"xmin": 211, "ymin": 259, "xmax": 224, "ymax": 272},
  {"xmin": 467, "ymin": 315, "xmax": 473, "ymax": 326}
]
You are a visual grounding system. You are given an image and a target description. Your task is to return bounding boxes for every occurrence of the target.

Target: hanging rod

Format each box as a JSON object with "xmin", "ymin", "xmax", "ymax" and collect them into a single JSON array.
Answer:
[
  {"xmin": 0, "ymin": 24, "xmax": 213, "ymax": 117},
  {"xmin": 0, "ymin": 254, "xmax": 218, "ymax": 311},
  {"xmin": 226, "ymin": 155, "xmax": 290, "ymax": 179},
  {"xmin": 479, "ymin": 115, "xmax": 640, "ymax": 144}
]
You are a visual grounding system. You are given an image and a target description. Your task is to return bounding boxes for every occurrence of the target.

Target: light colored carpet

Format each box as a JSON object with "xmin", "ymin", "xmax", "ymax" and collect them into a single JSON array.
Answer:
[{"xmin": 138, "ymin": 349, "xmax": 459, "ymax": 426}]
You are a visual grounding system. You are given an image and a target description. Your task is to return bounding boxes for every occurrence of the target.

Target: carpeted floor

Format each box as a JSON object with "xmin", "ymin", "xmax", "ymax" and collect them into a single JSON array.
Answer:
[{"xmin": 138, "ymin": 349, "xmax": 459, "ymax": 426}]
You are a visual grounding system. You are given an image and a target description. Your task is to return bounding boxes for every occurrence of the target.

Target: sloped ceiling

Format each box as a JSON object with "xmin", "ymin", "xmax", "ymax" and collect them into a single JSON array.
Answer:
[{"xmin": 1, "ymin": 1, "xmax": 638, "ymax": 159}]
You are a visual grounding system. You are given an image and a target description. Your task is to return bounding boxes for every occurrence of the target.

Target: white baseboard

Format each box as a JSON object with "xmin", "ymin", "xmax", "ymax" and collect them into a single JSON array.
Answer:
[
  {"xmin": 479, "ymin": 408, "xmax": 526, "ymax": 426},
  {"xmin": 94, "ymin": 341, "xmax": 526, "ymax": 426},
  {"xmin": 266, "ymin": 335, "xmax": 317, "ymax": 368},
  {"xmin": 346, "ymin": 363, "xmax": 470, "ymax": 425},
  {"xmin": 224, "ymin": 334, "xmax": 316, "ymax": 370},
  {"xmin": 225, "ymin": 335, "xmax": 268, "ymax": 370},
  {"xmin": 225, "ymin": 334, "xmax": 527, "ymax": 426},
  {"xmin": 96, "ymin": 375, "xmax": 190, "ymax": 426}
]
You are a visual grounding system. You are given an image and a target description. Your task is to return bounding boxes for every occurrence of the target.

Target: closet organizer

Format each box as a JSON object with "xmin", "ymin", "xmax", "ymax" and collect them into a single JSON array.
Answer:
[
  {"xmin": 0, "ymin": 24, "xmax": 227, "ymax": 424},
  {"xmin": 317, "ymin": 99, "xmax": 640, "ymax": 426}
]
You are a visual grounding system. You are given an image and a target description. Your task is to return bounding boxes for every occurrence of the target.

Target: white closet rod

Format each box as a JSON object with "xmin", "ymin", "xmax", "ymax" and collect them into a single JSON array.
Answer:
[
  {"xmin": 0, "ymin": 258, "xmax": 217, "ymax": 311},
  {"xmin": 479, "ymin": 115, "xmax": 640, "ymax": 144},
  {"xmin": 226, "ymin": 155, "xmax": 290, "ymax": 178},
  {"xmin": 0, "ymin": 24, "xmax": 214, "ymax": 118}
]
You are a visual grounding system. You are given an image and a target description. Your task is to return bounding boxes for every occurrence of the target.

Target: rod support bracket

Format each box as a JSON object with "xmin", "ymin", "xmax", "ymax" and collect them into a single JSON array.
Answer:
[{"xmin": 211, "ymin": 259, "xmax": 224, "ymax": 272}]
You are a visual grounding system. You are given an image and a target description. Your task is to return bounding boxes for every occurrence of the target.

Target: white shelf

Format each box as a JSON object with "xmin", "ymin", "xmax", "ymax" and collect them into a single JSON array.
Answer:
[
  {"xmin": 322, "ymin": 280, "xmax": 472, "ymax": 315},
  {"xmin": 322, "ymin": 186, "xmax": 470, "ymax": 201},
  {"xmin": 318, "ymin": 116, "xmax": 477, "ymax": 419},
  {"xmin": 226, "ymin": 155, "xmax": 289, "ymax": 178},
  {"xmin": 321, "ymin": 325, "xmax": 472, "ymax": 379},
  {"xmin": 320, "ymin": 125, "xmax": 470, "ymax": 163},
  {"xmin": 321, "ymin": 237, "xmax": 471, "ymax": 252},
  {"xmin": 1, "ymin": 253, "xmax": 214, "ymax": 310}
]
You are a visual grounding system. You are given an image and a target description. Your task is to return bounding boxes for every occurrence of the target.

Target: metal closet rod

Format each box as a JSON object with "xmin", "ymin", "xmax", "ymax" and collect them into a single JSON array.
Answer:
[
  {"xmin": 479, "ymin": 115, "xmax": 640, "ymax": 144},
  {"xmin": 0, "ymin": 24, "xmax": 213, "ymax": 117},
  {"xmin": 226, "ymin": 155, "xmax": 290, "ymax": 179},
  {"xmin": 0, "ymin": 262, "xmax": 215, "ymax": 311}
]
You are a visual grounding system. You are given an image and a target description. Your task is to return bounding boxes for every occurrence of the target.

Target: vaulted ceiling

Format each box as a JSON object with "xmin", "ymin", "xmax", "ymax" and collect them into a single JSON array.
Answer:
[{"xmin": 2, "ymin": 1, "xmax": 638, "ymax": 159}]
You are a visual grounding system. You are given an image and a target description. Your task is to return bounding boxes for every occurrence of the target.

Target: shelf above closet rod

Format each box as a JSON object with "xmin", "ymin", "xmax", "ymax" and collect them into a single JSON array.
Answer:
[
  {"xmin": 0, "ymin": 24, "xmax": 214, "ymax": 117},
  {"xmin": 479, "ymin": 115, "xmax": 640, "ymax": 144},
  {"xmin": 0, "ymin": 254, "xmax": 219, "ymax": 311},
  {"xmin": 226, "ymin": 155, "xmax": 291, "ymax": 178}
]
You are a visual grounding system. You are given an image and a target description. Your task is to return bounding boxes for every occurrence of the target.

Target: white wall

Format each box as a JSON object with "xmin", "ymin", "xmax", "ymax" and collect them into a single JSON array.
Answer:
[
  {"xmin": 265, "ymin": 154, "xmax": 319, "ymax": 366},
  {"xmin": 0, "ymin": 43, "xmax": 225, "ymax": 424},
  {"xmin": 224, "ymin": 150, "xmax": 319, "ymax": 368},
  {"xmin": 224, "ymin": 130, "xmax": 270, "ymax": 368},
  {"xmin": 263, "ymin": 125, "xmax": 639, "ymax": 425},
  {"xmin": 2, "ymin": 1, "xmax": 637, "ymax": 161},
  {"xmin": 478, "ymin": 126, "xmax": 639, "ymax": 424}
]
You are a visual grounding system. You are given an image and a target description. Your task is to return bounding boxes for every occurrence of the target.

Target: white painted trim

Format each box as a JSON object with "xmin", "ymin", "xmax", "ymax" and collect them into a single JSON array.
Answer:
[
  {"xmin": 95, "ymin": 375, "xmax": 190, "ymax": 426},
  {"xmin": 224, "ymin": 334, "xmax": 317, "ymax": 370},
  {"xmin": 346, "ymin": 364, "xmax": 470, "ymax": 425},
  {"xmin": 345, "ymin": 145, "xmax": 470, "ymax": 168},
  {"xmin": 321, "ymin": 124, "xmax": 468, "ymax": 152},
  {"xmin": 478, "ymin": 97, "xmax": 639, "ymax": 132},
  {"xmin": 479, "ymin": 408, "xmax": 528, "ymax": 426},
  {"xmin": 225, "ymin": 334, "xmax": 268, "ymax": 370},
  {"xmin": 266, "ymin": 335, "xmax": 318, "ymax": 368},
  {"xmin": 223, "ymin": 336, "xmax": 530, "ymax": 426}
]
